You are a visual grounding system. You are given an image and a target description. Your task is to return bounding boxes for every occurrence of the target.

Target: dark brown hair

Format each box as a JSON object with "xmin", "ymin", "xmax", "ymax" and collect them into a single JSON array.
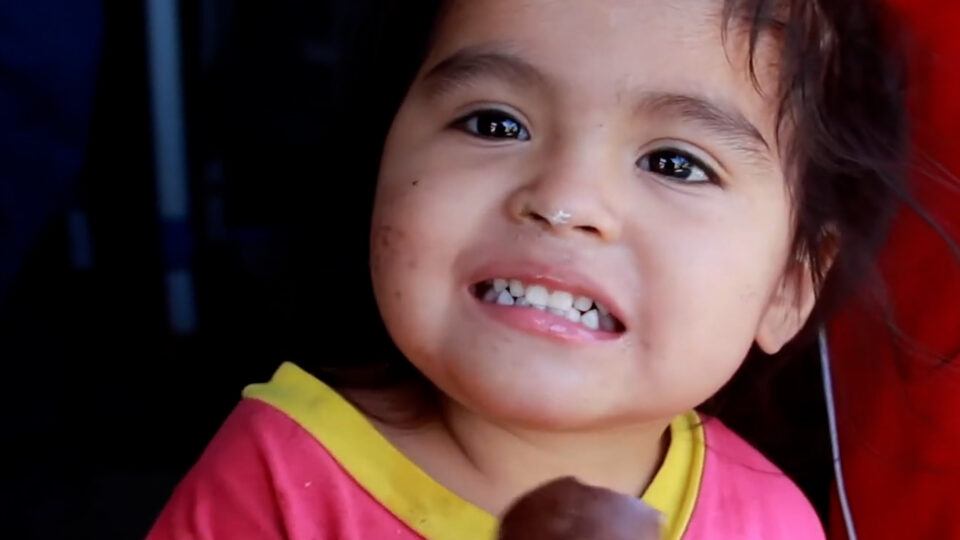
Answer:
[{"xmin": 727, "ymin": 0, "xmax": 908, "ymax": 344}]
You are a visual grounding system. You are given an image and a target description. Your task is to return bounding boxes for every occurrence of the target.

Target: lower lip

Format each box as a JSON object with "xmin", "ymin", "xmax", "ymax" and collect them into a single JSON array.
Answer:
[{"xmin": 471, "ymin": 294, "xmax": 622, "ymax": 344}]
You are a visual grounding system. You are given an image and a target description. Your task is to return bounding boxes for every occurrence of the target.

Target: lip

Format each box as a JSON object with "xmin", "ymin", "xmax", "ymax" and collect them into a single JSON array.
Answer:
[
  {"xmin": 466, "ymin": 259, "xmax": 629, "ymax": 344},
  {"xmin": 471, "ymin": 300, "xmax": 622, "ymax": 343}
]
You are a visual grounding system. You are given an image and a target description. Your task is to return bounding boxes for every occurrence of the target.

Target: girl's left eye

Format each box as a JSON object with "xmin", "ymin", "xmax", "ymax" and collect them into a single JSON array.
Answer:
[
  {"xmin": 638, "ymin": 149, "xmax": 717, "ymax": 185},
  {"xmin": 456, "ymin": 110, "xmax": 531, "ymax": 141}
]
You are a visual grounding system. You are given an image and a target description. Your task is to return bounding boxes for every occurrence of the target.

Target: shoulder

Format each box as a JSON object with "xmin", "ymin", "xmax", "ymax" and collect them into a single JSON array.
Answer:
[
  {"xmin": 149, "ymin": 368, "xmax": 420, "ymax": 540},
  {"xmin": 185, "ymin": 397, "xmax": 349, "ymax": 482},
  {"xmin": 683, "ymin": 417, "xmax": 825, "ymax": 540},
  {"xmin": 147, "ymin": 399, "xmax": 357, "ymax": 540}
]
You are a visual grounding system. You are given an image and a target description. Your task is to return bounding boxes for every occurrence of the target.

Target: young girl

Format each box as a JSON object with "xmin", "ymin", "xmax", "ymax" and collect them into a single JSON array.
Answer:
[{"xmin": 149, "ymin": 0, "xmax": 907, "ymax": 538}]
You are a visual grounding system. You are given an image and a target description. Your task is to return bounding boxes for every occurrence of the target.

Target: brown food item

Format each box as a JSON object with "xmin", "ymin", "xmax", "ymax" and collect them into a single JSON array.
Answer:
[{"xmin": 498, "ymin": 477, "xmax": 662, "ymax": 540}]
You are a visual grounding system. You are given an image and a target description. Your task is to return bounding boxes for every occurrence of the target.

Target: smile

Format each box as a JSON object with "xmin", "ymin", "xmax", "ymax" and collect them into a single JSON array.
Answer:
[{"xmin": 471, "ymin": 277, "xmax": 626, "ymax": 342}]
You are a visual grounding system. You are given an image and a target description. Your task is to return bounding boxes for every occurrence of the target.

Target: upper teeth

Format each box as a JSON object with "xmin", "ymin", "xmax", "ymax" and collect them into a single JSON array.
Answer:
[
  {"xmin": 480, "ymin": 278, "xmax": 617, "ymax": 332},
  {"xmin": 525, "ymin": 285, "xmax": 550, "ymax": 307}
]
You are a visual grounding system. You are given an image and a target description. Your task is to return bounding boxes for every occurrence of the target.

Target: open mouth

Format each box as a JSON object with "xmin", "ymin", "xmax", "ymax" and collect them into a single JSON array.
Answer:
[{"xmin": 470, "ymin": 278, "xmax": 626, "ymax": 334}]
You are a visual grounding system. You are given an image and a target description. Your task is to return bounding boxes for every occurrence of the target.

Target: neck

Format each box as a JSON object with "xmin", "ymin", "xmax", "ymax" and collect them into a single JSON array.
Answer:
[{"xmin": 429, "ymin": 397, "xmax": 671, "ymax": 516}]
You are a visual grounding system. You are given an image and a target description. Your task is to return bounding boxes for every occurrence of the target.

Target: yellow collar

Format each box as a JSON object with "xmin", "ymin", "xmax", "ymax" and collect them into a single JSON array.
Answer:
[{"xmin": 244, "ymin": 362, "xmax": 704, "ymax": 539}]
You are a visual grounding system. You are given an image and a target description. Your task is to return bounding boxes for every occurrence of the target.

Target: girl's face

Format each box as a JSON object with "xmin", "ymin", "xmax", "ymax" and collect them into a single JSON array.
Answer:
[{"xmin": 371, "ymin": 0, "xmax": 811, "ymax": 430}]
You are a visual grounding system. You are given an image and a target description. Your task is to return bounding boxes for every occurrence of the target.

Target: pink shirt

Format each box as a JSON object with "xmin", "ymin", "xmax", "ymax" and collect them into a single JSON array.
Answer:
[{"xmin": 149, "ymin": 363, "xmax": 824, "ymax": 539}]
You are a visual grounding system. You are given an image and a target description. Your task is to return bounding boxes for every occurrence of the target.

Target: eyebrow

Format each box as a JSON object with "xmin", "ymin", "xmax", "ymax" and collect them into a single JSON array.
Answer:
[
  {"xmin": 420, "ymin": 46, "xmax": 549, "ymax": 97},
  {"xmin": 421, "ymin": 46, "xmax": 774, "ymax": 168},
  {"xmin": 636, "ymin": 91, "xmax": 773, "ymax": 168}
]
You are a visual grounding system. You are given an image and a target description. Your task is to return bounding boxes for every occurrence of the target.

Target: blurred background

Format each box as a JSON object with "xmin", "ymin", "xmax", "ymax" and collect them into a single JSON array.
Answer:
[
  {"xmin": 0, "ymin": 1, "xmax": 831, "ymax": 537},
  {"xmin": 2, "ymin": 1, "xmax": 365, "ymax": 536}
]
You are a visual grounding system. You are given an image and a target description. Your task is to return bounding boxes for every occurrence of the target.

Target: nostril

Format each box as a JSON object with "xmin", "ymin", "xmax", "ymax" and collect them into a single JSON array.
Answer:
[
  {"xmin": 524, "ymin": 210, "xmax": 551, "ymax": 226},
  {"xmin": 575, "ymin": 225, "xmax": 600, "ymax": 236}
]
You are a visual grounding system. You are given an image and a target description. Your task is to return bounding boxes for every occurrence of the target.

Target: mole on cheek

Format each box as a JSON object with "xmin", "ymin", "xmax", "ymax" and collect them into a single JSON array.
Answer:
[
  {"xmin": 377, "ymin": 225, "xmax": 408, "ymax": 250},
  {"xmin": 376, "ymin": 225, "xmax": 394, "ymax": 248}
]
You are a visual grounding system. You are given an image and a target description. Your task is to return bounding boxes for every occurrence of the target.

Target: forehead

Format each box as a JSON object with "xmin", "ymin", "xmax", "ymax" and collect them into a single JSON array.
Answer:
[{"xmin": 427, "ymin": 0, "xmax": 781, "ymax": 136}]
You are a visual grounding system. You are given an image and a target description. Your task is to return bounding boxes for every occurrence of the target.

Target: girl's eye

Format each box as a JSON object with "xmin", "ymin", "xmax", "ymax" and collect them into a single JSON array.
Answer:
[
  {"xmin": 638, "ymin": 149, "xmax": 716, "ymax": 185},
  {"xmin": 457, "ymin": 110, "xmax": 531, "ymax": 141}
]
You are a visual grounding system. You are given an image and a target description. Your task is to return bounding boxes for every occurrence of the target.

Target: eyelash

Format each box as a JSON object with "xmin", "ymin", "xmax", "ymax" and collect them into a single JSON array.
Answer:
[{"xmin": 453, "ymin": 109, "xmax": 719, "ymax": 186}]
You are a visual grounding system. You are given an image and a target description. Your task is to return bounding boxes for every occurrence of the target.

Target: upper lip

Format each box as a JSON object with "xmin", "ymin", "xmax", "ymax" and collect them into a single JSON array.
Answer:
[{"xmin": 467, "ymin": 257, "xmax": 629, "ymax": 328}]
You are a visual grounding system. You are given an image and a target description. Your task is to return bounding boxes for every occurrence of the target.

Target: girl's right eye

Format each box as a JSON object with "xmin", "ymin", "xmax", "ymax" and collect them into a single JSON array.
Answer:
[{"xmin": 455, "ymin": 110, "xmax": 531, "ymax": 141}]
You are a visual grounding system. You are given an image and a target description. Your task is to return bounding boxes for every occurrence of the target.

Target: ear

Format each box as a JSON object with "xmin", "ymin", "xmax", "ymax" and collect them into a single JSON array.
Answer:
[{"xmin": 755, "ymin": 261, "xmax": 818, "ymax": 355}]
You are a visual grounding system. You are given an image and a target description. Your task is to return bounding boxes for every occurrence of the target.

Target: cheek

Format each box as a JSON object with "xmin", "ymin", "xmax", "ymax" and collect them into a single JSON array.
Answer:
[
  {"xmin": 369, "ymin": 202, "xmax": 439, "ymax": 366},
  {"xmin": 633, "ymin": 209, "xmax": 789, "ymax": 395},
  {"xmin": 371, "ymin": 164, "xmax": 451, "ymax": 284},
  {"xmin": 371, "ymin": 178, "xmax": 472, "ymax": 281},
  {"xmin": 370, "ymin": 224, "xmax": 416, "ymax": 298},
  {"xmin": 369, "ymin": 167, "xmax": 482, "ymax": 361},
  {"xmin": 370, "ymin": 186, "xmax": 439, "ymax": 310}
]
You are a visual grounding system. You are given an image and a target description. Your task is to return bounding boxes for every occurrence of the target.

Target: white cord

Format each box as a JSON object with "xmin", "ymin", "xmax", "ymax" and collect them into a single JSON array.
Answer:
[{"xmin": 818, "ymin": 327, "xmax": 858, "ymax": 540}]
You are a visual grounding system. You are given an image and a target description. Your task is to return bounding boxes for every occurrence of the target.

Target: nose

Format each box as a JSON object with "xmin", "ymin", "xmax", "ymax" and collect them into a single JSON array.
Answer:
[{"xmin": 507, "ymin": 151, "xmax": 622, "ymax": 242}]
